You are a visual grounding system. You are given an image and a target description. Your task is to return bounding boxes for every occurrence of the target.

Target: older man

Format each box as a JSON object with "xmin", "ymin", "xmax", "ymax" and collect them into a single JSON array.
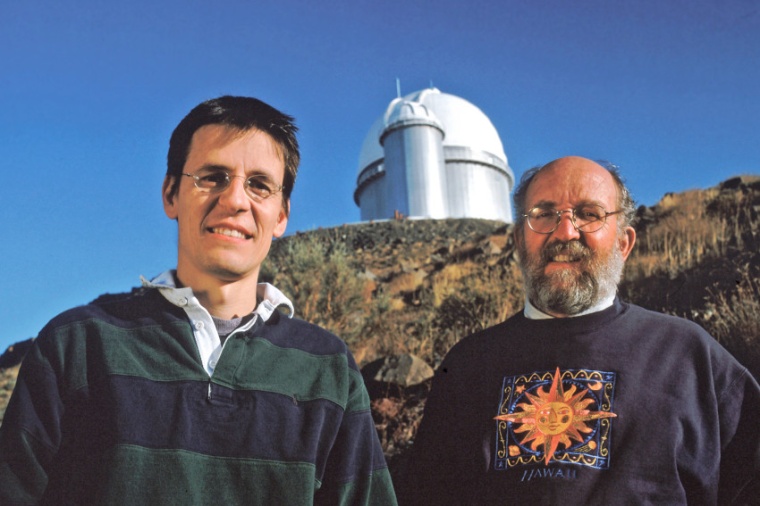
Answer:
[
  {"xmin": 404, "ymin": 156, "xmax": 759, "ymax": 504},
  {"xmin": 0, "ymin": 96, "xmax": 397, "ymax": 505}
]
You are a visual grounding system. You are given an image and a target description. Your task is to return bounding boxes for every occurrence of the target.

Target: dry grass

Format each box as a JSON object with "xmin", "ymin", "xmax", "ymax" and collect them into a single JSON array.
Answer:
[
  {"xmin": 0, "ymin": 365, "xmax": 20, "ymax": 425},
  {"xmin": 624, "ymin": 179, "xmax": 760, "ymax": 377},
  {"xmin": 695, "ymin": 264, "xmax": 760, "ymax": 375}
]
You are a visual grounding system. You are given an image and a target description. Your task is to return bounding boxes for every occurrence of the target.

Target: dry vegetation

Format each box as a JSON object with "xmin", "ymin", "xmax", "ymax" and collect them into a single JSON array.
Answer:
[
  {"xmin": 0, "ymin": 366, "xmax": 20, "ymax": 426},
  {"xmin": 261, "ymin": 219, "xmax": 524, "ymax": 368},
  {"xmin": 621, "ymin": 175, "xmax": 760, "ymax": 375},
  {"xmin": 261, "ymin": 175, "xmax": 760, "ymax": 379}
]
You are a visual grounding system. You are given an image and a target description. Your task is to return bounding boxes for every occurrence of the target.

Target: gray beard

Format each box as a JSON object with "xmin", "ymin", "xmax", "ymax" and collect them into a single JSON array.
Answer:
[{"xmin": 518, "ymin": 238, "xmax": 625, "ymax": 316}]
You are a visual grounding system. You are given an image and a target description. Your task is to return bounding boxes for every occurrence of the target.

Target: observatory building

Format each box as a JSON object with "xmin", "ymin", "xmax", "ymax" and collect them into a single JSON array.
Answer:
[{"xmin": 354, "ymin": 87, "xmax": 514, "ymax": 223}]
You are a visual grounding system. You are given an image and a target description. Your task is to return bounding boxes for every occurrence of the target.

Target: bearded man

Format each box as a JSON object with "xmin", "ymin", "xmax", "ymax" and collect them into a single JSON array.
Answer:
[{"xmin": 402, "ymin": 156, "xmax": 759, "ymax": 505}]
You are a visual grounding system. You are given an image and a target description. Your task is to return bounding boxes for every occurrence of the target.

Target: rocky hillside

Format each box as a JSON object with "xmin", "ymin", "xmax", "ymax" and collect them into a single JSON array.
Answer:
[{"xmin": 1, "ymin": 175, "xmax": 759, "ymax": 478}]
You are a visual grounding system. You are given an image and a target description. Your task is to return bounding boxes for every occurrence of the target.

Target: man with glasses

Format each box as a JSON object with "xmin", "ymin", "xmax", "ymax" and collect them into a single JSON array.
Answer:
[
  {"xmin": 402, "ymin": 156, "xmax": 759, "ymax": 504},
  {"xmin": 0, "ymin": 96, "xmax": 397, "ymax": 505}
]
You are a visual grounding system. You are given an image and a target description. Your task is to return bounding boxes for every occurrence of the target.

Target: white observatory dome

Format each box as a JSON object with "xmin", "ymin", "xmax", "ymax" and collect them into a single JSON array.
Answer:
[
  {"xmin": 358, "ymin": 88, "xmax": 508, "ymax": 177},
  {"xmin": 355, "ymin": 87, "xmax": 514, "ymax": 222}
]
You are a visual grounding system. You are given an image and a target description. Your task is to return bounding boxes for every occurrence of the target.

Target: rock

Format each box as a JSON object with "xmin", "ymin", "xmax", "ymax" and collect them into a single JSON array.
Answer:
[
  {"xmin": 720, "ymin": 175, "xmax": 760, "ymax": 191},
  {"xmin": 483, "ymin": 234, "xmax": 508, "ymax": 255},
  {"xmin": 362, "ymin": 353, "xmax": 434, "ymax": 388}
]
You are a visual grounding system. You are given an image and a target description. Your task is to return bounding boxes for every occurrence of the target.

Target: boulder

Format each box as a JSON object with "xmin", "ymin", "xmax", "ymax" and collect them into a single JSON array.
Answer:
[{"xmin": 362, "ymin": 353, "xmax": 434, "ymax": 388}]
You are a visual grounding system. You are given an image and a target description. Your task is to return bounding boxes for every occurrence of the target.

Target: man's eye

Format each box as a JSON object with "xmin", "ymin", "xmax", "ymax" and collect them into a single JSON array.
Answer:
[
  {"xmin": 200, "ymin": 173, "xmax": 229, "ymax": 186},
  {"xmin": 533, "ymin": 210, "xmax": 555, "ymax": 220},
  {"xmin": 577, "ymin": 208, "xmax": 602, "ymax": 221},
  {"xmin": 246, "ymin": 178, "xmax": 272, "ymax": 194}
]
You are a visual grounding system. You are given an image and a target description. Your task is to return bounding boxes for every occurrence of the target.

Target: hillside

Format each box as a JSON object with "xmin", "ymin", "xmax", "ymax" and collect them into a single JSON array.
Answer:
[
  {"xmin": 261, "ymin": 175, "xmax": 760, "ymax": 374},
  {"xmin": 1, "ymin": 175, "xmax": 759, "ymax": 480}
]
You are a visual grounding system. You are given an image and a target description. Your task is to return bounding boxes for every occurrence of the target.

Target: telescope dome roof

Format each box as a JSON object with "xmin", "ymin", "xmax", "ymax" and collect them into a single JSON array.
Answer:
[{"xmin": 358, "ymin": 87, "xmax": 507, "ymax": 175}]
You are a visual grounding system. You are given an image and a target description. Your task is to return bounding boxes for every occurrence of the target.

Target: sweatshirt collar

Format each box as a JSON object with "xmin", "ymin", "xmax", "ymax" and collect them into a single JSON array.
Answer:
[{"xmin": 524, "ymin": 293, "xmax": 616, "ymax": 320}]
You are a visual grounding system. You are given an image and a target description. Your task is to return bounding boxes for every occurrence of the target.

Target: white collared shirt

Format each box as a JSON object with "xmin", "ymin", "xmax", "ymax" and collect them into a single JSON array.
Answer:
[{"xmin": 141, "ymin": 270, "xmax": 294, "ymax": 376}]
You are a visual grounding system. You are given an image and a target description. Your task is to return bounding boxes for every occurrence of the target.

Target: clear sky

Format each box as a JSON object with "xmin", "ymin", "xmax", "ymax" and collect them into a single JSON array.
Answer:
[{"xmin": 1, "ymin": 0, "xmax": 758, "ymax": 351}]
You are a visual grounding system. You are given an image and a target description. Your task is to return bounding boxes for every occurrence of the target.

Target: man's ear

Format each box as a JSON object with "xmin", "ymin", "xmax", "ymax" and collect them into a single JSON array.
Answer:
[
  {"xmin": 619, "ymin": 226, "xmax": 636, "ymax": 260},
  {"xmin": 162, "ymin": 176, "xmax": 178, "ymax": 220},
  {"xmin": 273, "ymin": 201, "xmax": 289, "ymax": 238}
]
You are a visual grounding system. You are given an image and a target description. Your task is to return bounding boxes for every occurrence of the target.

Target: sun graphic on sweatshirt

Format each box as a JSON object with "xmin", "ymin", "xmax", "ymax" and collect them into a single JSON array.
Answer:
[{"xmin": 494, "ymin": 367, "xmax": 617, "ymax": 466}]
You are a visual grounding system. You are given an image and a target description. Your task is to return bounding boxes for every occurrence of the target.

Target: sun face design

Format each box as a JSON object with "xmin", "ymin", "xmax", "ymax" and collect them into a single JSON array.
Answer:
[{"xmin": 494, "ymin": 367, "xmax": 617, "ymax": 466}]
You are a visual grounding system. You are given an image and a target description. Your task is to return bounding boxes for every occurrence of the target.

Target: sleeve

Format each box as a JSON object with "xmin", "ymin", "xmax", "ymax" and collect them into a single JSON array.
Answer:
[
  {"xmin": 314, "ymin": 366, "xmax": 398, "ymax": 506},
  {"xmin": 0, "ymin": 339, "xmax": 64, "ymax": 505},
  {"xmin": 717, "ymin": 368, "xmax": 760, "ymax": 504}
]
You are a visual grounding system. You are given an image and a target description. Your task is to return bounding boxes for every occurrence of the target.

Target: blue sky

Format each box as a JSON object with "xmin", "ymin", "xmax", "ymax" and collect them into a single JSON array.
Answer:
[{"xmin": 1, "ymin": 0, "xmax": 758, "ymax": 351}]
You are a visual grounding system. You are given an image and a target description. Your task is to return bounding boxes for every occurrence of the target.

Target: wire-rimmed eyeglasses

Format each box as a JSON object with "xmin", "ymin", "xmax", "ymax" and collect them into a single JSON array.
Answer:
[
  {"xmin": 523, "ymin": 205, "xmax": 623, "ymax": 234},
  {"xmin": 182, "ymin": 168, "xmax": 284, "ymax": 202}
]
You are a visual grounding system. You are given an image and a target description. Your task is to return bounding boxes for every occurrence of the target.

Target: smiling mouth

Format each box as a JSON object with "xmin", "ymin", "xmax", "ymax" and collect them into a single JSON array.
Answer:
[
  {"xmin": 550, "ymin": 254, "xmax": 581, "ymax": 263},
  {"xmin": 209, "ymin": 227, "xmax": 251, "ymax": 240},
  {"xmin": 544, "ymin": 241, "xmax": 589, "ymax": 264}
]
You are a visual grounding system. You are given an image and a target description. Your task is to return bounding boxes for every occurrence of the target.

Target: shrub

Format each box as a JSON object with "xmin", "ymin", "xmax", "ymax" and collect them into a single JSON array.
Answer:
[
  {"xmin": 694, "ymin": 264, "xmax": 760, "ymax": 378},
  {"xmin": 262, "ymin": 234, "xmax": 376, "ymax": 349}
]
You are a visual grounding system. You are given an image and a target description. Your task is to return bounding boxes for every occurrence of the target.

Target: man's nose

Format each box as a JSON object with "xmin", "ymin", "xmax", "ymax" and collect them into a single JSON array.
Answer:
[
  {"xmin": 552, "ymin": 210, "xmax": 581, "ymax": 241},
  {"xmin": 218, "ymin": 176, "xmax": 250, "ymax": 210}
]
